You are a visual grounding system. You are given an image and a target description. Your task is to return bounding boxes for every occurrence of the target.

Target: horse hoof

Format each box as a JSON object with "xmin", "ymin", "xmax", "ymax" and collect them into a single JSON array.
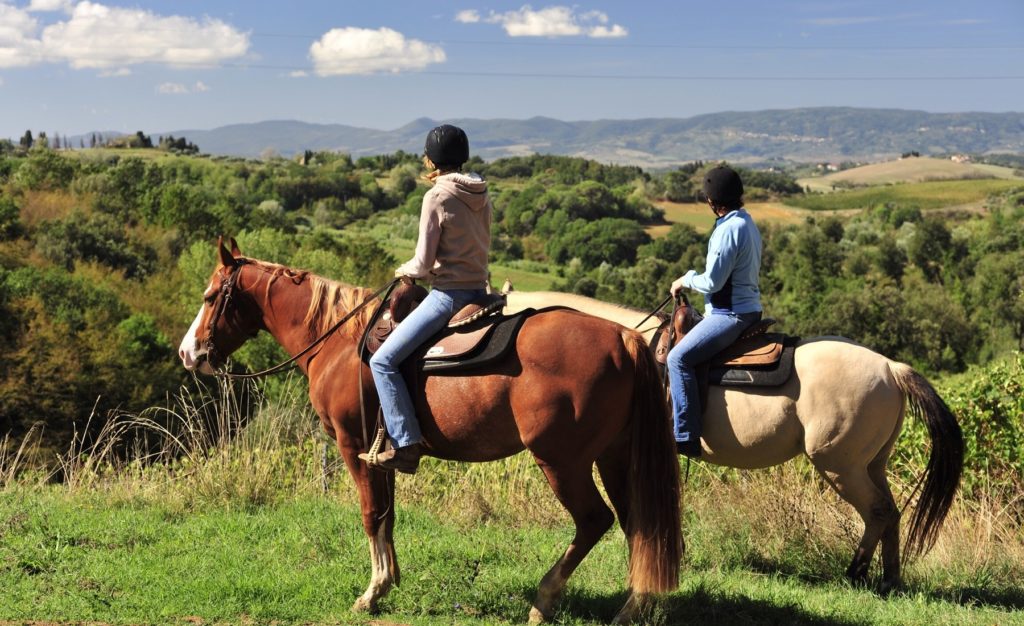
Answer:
[
  {"xmin": 351, "ymin": 597, "xmax": 377, "ymax": 613},
  {"xmin": 611, "ymin": 611, "xmax": 633, "ymax": 625},
  {"xmin": 879, "ymin": 579, "xmax": 899, "ymax": 595},
  {"xmin": 611, "ymin": 592, "xmax": 645, "ymax": 625},
  {"xmin": 528, "ymin": 606, "xmax": 549, "ymax": 624}
]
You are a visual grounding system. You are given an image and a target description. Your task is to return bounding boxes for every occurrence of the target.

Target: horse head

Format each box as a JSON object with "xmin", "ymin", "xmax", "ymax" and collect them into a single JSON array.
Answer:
[{"xmin": 178, "ymin": 236, "xmax": 262, "ymax": 374}]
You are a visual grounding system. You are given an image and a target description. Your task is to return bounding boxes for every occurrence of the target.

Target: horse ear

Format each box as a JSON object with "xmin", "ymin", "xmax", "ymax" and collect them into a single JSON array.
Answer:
[
  {"xmin": 217, "ymin": 236, "xmax": 237, "ymax": 268},
  {"xmin": 229, "ymin": 237, "xmax": 242, "ymax": 258}
]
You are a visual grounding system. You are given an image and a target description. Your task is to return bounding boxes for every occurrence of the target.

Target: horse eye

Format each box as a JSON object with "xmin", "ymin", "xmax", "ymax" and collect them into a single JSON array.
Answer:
[{"xmin": 204, "ymin": 294, "xmax": 217, "ymax": 304}]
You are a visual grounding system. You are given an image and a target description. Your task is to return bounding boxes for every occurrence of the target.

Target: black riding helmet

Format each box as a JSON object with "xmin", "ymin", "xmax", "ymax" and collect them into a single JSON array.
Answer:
[
  {"xmin": 424, "ymin": 124, "xmax": 469, "ymax": 169},
  {"xmin": 702, "ymin": 165, "xmax": 744, "ymax": 209}
]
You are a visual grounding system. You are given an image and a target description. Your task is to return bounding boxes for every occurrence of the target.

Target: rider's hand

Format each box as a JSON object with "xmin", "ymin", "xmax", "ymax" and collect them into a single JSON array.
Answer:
[{"xmin": 670, "ymin": 276, "xmax": 687, "ymax": 297}]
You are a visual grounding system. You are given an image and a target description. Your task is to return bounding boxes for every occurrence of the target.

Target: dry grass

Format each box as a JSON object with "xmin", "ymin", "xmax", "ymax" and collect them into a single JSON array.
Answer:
[
  {"xmin": 797, "ymin": 158, "xmax": 1021, "ymax": 192},
  {"xmin": 647, "ymin": 200, "xmax": 808, "ymax": 237},
  {"xmin": 17, "ymin": 190, "xmax": 81, "ymax": 227}
]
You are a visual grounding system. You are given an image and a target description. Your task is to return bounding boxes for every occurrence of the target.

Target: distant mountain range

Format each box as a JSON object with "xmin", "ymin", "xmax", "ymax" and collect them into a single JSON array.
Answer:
[{"xmin": 155, "ymin": 107, "xmax": 1024, "ymax": 166}]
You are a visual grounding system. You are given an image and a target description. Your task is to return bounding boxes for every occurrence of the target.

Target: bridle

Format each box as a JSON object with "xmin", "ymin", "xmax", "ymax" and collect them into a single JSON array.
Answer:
[
  {"xmin": 199, "ymin": 259, "xmax": 400, "ymax": 380},
  {"xmin": 202, "ymin": 259, "xmax": 252, "ymax": 370}
]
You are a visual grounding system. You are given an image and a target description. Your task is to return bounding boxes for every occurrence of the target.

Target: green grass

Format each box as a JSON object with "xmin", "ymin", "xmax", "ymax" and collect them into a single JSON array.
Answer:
[
  {"xmin": 0, "ymin": 487, "xmax": 1020, "ymax": 626},
  {"xmin": 786, "ymin": 179, "xmax": 1024, "ymax": 212},
  {"xmin": 1, "ymin": 371, "xmax": 1019, "ymax": 625}
]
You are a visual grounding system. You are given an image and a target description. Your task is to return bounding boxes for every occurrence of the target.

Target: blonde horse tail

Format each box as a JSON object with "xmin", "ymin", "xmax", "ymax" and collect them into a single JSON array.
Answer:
[
  {"xmin": 621, "ymin": 328, "xmax": 682, "ymax": 594},
  {"xmin": 888, "ymin": 361, "xmax": 965, "ymax": 559}
]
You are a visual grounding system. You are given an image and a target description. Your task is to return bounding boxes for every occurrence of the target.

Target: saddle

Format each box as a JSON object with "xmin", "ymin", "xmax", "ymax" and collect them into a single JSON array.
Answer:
[
  {"xmin": 652, "ymin": 300, "xmax": 798, "ymax": 412},
  {"xmin": 361, "ymin": 281, "xmax": 527, "ymax": 373}
]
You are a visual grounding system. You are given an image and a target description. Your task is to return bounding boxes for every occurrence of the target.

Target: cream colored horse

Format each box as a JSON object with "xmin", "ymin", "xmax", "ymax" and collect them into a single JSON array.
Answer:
[{"xmin": 506, "ymin": 290, "xmax": 964, "ymax": 590}]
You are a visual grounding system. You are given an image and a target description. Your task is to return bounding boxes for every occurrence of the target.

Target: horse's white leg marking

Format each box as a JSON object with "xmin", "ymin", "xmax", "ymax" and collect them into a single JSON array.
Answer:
[
  {"xmin": 352, "ymin": 524, "xmax": 394, "ymax": 613},
  {"xmin": 178, "ymin": 304, "xmax": 205, "ymax": 370}
]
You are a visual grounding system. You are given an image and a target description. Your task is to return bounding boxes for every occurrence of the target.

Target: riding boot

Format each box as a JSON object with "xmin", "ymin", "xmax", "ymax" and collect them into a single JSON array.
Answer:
[
  {"xmin": 676, "ymin": 440, "xmax": 702, "ymax": 459},
  {"xmin": 359, "ymin": 443, "xmax": 423, "ymax": 474}
]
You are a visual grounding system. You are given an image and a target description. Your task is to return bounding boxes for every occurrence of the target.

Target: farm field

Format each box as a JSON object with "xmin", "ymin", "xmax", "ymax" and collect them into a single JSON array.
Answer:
[
  {"xmin": 650, "ymin": 177, "xmax": 1024, "ymax": 238},
  {"xmin": 648, "ymin": 200, "xmax": 811, "ymax": 237},
  {"xmin": 785, "ymin": 178, "xmax": 1023, "ymax": 212},
  {"xmin": 796, "ymin": 157, "xmax": 1022, "ymax": 192}
]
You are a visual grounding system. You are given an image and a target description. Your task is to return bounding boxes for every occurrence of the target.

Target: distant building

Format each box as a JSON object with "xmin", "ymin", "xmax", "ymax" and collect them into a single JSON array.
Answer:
[{"xmin": 950, "ymin": 154, "xmax": 972, "ymax": 163}]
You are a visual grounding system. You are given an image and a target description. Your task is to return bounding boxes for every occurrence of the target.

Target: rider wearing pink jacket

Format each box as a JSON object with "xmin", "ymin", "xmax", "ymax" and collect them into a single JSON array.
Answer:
[{"xmin": 359, "ymin": 125, "xmax": 493, "ymax": 474}]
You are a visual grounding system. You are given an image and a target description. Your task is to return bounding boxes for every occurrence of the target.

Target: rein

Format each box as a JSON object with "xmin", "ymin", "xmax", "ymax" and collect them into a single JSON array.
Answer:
[
  {"xmin": 633, "ymin": 294, "xmax": 673, "ymax": 331},
  {"xmin": 208, "ymin": 265, "xmax": 400, "ymax": 380}
]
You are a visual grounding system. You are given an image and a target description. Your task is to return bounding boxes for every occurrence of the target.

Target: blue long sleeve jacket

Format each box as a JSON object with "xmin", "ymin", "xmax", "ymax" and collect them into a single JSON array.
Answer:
[{"xmin": 682, "ymin": 208, "xmax": 763, "ymax": 315}]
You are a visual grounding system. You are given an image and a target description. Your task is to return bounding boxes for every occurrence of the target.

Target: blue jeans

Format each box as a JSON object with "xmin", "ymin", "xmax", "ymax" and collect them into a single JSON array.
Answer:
[
  {"xmin": 369, "ymin": 288, "xmax": 485, "ymax": 448},
  {"xmin": 667, "ymin": 311, "xmax": 762, "ymax": 444}
]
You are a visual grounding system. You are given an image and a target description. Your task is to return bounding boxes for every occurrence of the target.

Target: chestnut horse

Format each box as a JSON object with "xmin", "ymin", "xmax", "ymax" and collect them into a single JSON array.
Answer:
[
  {"xmin": 177, "ymin": 239, "xmax": 682, "ymax": 624},
  {"xmin": 506, "ymin": 290, "xmax": 964, "ymax": 591}
]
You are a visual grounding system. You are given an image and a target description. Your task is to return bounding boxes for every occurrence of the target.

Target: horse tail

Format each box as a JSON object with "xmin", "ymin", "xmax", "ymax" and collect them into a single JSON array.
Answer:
[
  {"xmin": 888, "ymin": 361, "xmax": 964, "ymax": 560},
  {"xmin": 621, "ymin": 328, "xmax": 682, "ymax": 594}
]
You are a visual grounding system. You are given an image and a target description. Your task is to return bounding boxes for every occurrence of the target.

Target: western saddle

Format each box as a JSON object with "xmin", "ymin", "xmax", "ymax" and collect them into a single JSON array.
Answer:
[{"xmin": 363, "ymin": 280, "xmax": 511, "ymax": 364}]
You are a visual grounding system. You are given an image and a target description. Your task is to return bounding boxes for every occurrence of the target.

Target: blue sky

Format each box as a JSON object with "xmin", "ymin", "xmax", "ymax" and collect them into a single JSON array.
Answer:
[{"xmin": 1, "ymin": 0, "xmax": 1021, "ymax": 140}]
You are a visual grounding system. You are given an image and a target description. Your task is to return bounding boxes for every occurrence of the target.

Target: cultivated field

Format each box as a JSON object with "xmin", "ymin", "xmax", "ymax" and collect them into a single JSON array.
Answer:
[
  {"xmin": 786, "ymin": 178, "xmax": 1023, "ymax": 212},
  {"xmin": 797, "ymin": 157, "xmax": 1022, "ymax": 192},
  {"xmin": 647, "ymin": 200, "xmax": 816, "ymax": 237}
]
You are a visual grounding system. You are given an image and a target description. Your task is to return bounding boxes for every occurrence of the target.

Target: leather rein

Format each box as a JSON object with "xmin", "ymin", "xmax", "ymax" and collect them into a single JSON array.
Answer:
[{"xmin": 203, "ymin": 260, "xmax": 399, "ymax": 380}]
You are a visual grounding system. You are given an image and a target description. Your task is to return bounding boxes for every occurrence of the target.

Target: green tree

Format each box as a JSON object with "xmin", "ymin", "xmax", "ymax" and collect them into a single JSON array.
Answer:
[{"xmin": 0, "ymin": 196, "xmax": 24, "ymax": 240}]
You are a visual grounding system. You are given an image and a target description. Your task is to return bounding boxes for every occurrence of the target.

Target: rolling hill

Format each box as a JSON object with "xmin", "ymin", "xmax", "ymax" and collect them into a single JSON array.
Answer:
[{"xmin": 143, "ymin": 108, "xmax": 1024, "ymax": 166}]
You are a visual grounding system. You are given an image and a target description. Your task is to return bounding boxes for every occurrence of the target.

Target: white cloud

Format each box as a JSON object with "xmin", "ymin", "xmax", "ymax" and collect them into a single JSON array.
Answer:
[
  {"xmin": 455, "ymin": 9, "xmax": 481, "ymax": 23},
  {"xmin": 157, "ymin": 82, "xmax": 189, "ymax": 94},
  {"xmin": 98, "ymin": 67, "xmax": 131, "ymax": 77},
  {"xmin": 589, "ymin": 24, "xmax": 627, "ymax": 38},
  {"xmin": 156, "ymin": 81, "xmax": 210, "ymax": 94},
  {"xmin": 289, "ymin": 70, "xmax": 309, "ymax": 78},
  {"xmin": 309, "ymin": 27, "xmax": 445, "ymax": 76},
  {"xmin": 40, "ymin": 1, "xmax": 250, "ymax": 69},
  {"xmin": 27, "ymin": 0, "xmax": 72, "ymax": 12},
  {"xmin": 0, "ymin": 3, "xmax": 44, "ymax": 68},
  {"xmin": 482, "ymin": 5, "xmax": 628, "ymax": 38}
]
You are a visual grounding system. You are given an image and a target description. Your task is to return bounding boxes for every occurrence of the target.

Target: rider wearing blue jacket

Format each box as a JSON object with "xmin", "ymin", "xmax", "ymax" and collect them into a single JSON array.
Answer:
[{"xmin": 668, "ymin": 165, "xmax": 763, "ymax": 458}]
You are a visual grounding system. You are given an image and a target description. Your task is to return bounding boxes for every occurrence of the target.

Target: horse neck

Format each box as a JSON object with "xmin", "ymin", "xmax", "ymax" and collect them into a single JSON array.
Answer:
[{"xmin": 240, "ymin": 264, "xmax": 322, "ymax": 365}]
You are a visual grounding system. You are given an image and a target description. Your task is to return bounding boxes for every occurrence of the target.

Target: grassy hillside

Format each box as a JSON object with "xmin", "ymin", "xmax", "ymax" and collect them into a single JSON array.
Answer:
[
  {"xmin": 1, "ymin": 488, "xmax": 1021, "ymax": 626},
  {"xmin": 786, "ymin": 178, "xmax": 1022, "ymax": 212},
  {"xmin": 647, "ymin": 200, "xmax": 808, "ymax": 236},
  {"xmin": 798, "ymin": 157, "xmax": 1022, "ymax": 192}
]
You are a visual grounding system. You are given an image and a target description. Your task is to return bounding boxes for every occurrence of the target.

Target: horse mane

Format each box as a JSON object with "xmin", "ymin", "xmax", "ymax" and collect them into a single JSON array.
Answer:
[{"xmin": 241, "ymin": 258, "xmax": 378, "ymax": 341}]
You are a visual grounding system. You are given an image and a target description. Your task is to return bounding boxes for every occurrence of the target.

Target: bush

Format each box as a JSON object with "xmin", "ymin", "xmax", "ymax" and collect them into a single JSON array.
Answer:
[{"xmin": 36, "ymin": 212, "xmax": 157, "ymax": 279}]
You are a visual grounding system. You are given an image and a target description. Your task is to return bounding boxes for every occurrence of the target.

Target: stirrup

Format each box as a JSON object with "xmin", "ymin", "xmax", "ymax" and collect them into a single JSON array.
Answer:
[{"xmin": 364, "ymin": 426, "xmax": 387, "ymax": 465}]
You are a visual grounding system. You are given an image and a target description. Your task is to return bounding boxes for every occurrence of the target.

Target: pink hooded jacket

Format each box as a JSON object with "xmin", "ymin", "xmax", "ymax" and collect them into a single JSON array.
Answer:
[{"xmin": 396, "ymin": 172, "xmax": 492, "ymax": 289}]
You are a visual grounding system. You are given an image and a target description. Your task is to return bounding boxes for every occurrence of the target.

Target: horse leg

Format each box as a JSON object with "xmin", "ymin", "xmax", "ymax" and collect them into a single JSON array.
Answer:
[
  {"xmin": 596, "ymin": 443, "xmax": 657, "ymax": 626},
  {"xmin": 338, "ymin": 444, "xmax": 399, "ymax": 613},
  {"xmin": 868, "ymin": 419, "xmax": 904, "ymax": 592},
  {"xmin": 868, "ymin": 459, "xmax": 901, "ymax": 593},
  {"xmin": 529, "ymin": 461, "xmax": 615, "ymax": 625},
  {"xmin": 811, "ymin": 456, "xmax": 899, "ymax": 586},
  {"xmin": 596, "ymin": 439, "xmax": 631, "ymax": 536}
]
